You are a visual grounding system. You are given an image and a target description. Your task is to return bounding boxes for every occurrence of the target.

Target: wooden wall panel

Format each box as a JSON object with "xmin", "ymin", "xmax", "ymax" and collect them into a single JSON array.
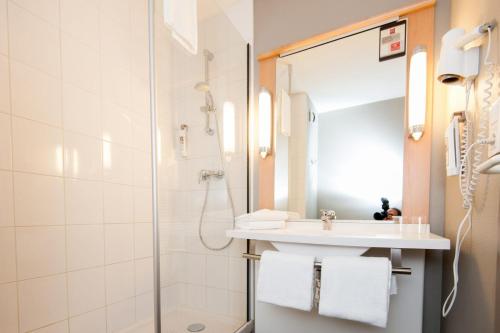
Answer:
[
  {"xmin": 258, "ymin": 57, "xmax": 277, "ymax": 209},
  {"xmin": 401, "ymin": 6, "xmax": 435, "ymax": 222}
]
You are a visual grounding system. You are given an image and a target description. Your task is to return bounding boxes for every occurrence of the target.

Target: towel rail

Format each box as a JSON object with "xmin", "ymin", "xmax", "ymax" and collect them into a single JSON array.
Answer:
[{"xmin": 242, "ymin": 253, "xmax": 412, "ymax": 275}]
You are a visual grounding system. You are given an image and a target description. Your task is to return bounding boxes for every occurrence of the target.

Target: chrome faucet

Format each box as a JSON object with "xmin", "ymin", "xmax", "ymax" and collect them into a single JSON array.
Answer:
[
  {"xmin": 320, "ymin": 209, "xmax": 336, "ymax": 230},
  {"xmin": 199, "ymin": 169, "xmax": 224, "ymax": 183}
]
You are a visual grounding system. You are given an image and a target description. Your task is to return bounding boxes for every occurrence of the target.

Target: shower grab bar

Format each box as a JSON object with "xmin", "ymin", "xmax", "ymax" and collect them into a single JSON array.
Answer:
[{"xmin": 241, "ymin": 253, "xmax": 412, "ymax": 275}]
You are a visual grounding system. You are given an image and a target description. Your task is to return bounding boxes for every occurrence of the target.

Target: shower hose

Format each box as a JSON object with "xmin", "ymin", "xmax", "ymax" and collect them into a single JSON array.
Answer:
[{"xmin": 198, "ymin": 107, "xmax": 236, "ymax": 251}]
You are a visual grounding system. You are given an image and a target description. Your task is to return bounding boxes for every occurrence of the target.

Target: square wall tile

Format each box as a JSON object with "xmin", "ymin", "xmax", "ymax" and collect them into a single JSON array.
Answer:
[
  {"xmin": 133, "ymin": 150, "xmax": 151, "ymax": 187},
  {"xmin": 61, "ymin": 36, "xmax": 100, "ymax": 93},
  {"xmin": 0, "ymin": 171, "xmax": 14, "ymax": 226},
  {"xmin": 185, "ymin": 254, "xmax": 206, "ymax": 285},
  {"xmin": 135, "ymin": 257, "xmax": 153, "ymax": 295},
  {"xmin": 0, "ymin": 113, "xmax": 12, "ymax": 169},
  {"xmin": 206, "ymin": 287, "xmax": 229, "ymax": 316},
  {"xmin": 105, "ymin": 261, "xmax": 134, "ymax": 304},
  {"xmin": 105, "ymin": 224, "xmax": 134, "ymax": 264},
  {"xmin": 228, "ymin": 257, "xmax": 246, "ymax": 292},
  {"xmin": 14, "ymin": 172, "xmax": 65, "ymax": 226},
  {"xmin": 101, "ymin": 63, "xmax": 131, "ymax": 109},
  {"xmin": 102, "ymin": 101, "xmax": 133, "ymax": 147},
  {"xmin": 67, "ymin": 225, "xmax": 104, "ymax": 270},
  {"xmin": 68, "ymin": 267, "xmax": 105, "ymax": 316},
  {"xmin": 103, "ymin": 183, "xmax": 133, "ymax": 224},
  {"xmin": 8, "ymin": 3, "xmax": 60, "ymax": 76},
  {"xmin": 69, "ymin": 308, "xmax": 106, "ymax": 333},
  {"xmin": 130, "ymin": 77, "xmax": 149, "ymax": 118},
  {"xmin": 62, "ymin": 84, "xmax": 101, "ymax": 137},
  {"xmin": 229, "ymin": 291, "xmax": 246, "ymax": 320},
  {"xmin": 64, "ymin": 131, "xmax": 102, "ymax": 180},
  {"xmin": 12, "ymin": 117, "xmax": 63, "ymax": 176},
  {"xmin": 60, "ymin": 0, "xmax": 99, "ymax": 49},
  {"xmin": 16, "ymin": 226, "xmax": 66, "ymax": 279},
  {"xmin": 65, "ymin": 178, "xmax": 103, "ymax": 225},
  {"xmin": 135, "ymin": 291, "xmax": 153, "ymax": 322},
  {"xmin": 134, "ymin": 187, "xmax": 152, "ymax": 223},
  {"xmin": 106, "ymin": 298, "xmax": 135, "ymax": 333},
  {"xmin": 10, "ymin": 59, "xmax": 62, "ymax": 126},
  {"xmin": 102, "ymin": 142, "xmax": 133, "ymax": 185},
  {"xmin": 206, "ymin": 255, "xmax": 228, "ymax": 289},
  {"xmin": 0, "ymin": 0, "xmax": 7, "ymax": 55},
  {"xmin": 185, "ymin": 284, "xmax": 206, "ymax": 311},
  {"xmin": 100, "ymin": 17, "xmax": 130, "ymax": 72},
  {"xmin": 10, "ymin": 0, "xmax": 60, "ymax": 25},
  {"xmin": 18, "ymin": 274, "xmax": 68, "ymax": 332},
  {"xmin": 0, "ymin": 227, "xmax": 17, "ymax": 283},
  {"xmin": 0, "ymin": 55, "xmax": 10, "ymax": 113},
  {"xmin": 134, "ymin": 223, "xmax": 152, "ymax": 259},
  {"xmin": 31, "ymin": 320, "xmax": 68, "ymax": 333},
  {"xmin": 0, "ymin": 282, "xmax": 18, "ymax": 333}
]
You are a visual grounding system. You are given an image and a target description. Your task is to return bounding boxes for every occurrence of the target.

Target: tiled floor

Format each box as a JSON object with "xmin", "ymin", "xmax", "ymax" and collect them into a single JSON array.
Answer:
[{"xmin": 123, "ymin": 308, "xmax": 244, "ymax": 333}]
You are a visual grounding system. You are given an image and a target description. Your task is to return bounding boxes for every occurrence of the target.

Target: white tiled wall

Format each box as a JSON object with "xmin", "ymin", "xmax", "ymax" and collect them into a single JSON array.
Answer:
[
  {"xmin": 156, "ymin": 0, "xmax": 248, "ymax": 326},
  {"xmin": 0, "ymin": 0, "xmax": 248, "ymax": 331},
  {"xmin": 0, "ymin": 0, "xmax": 154, "ymax": 332}
]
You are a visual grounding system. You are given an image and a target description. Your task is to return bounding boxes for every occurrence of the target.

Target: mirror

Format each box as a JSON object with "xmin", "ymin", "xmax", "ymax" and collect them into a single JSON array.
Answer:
[{"xmin": 274, "ymin": 27, "xmax": 406, "ymax": 220}]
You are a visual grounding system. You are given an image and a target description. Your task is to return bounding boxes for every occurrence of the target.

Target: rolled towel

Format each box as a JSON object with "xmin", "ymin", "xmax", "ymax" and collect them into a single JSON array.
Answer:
[
  {"xmin": 257, "ymin": 251, "xmax": 315, "ymax": 311},
  {"xmin": 236, "ymin": 220, "xmax": 285, "ymax": 230},
  {"xmin": 236, "ymin": 209, "xmax": 300, "ymax": 222},
  {"xmin": 319, "ymin": 256, "xmax": 392, "ymax": 328}
]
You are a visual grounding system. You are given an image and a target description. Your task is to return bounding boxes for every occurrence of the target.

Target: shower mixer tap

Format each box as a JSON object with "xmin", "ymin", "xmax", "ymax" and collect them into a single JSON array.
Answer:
[{"xmin": 199, "ymin": 169, "xmax": 224, "ymax": 183}]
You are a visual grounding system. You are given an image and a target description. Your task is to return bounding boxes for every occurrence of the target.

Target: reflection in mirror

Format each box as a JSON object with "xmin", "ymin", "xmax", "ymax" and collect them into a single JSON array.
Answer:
[{"xmin": 274, "ymin": 27, "xmax": 406, "ymax": 220}]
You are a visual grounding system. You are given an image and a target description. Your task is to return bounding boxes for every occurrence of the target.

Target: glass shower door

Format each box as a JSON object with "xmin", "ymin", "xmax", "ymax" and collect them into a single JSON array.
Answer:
[{"xmin": 153, "ymin": 0, "xmax": 249, "ymax": 332}]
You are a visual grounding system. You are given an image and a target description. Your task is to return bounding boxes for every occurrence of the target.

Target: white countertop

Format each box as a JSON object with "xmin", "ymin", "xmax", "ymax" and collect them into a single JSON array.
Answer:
[{"xmin": 226, "ymin": 220, "xmax": 450, "ymax": 250}]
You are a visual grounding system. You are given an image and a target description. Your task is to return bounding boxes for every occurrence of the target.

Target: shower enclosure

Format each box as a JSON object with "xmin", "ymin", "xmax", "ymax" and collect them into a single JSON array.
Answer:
[
  {"xmin": 0, "ymin": 0, "xmax": 247, "ymax": 332},
  {"xmin": 151, "ymin": 0, "xmax": 250, "ymax": 332}
]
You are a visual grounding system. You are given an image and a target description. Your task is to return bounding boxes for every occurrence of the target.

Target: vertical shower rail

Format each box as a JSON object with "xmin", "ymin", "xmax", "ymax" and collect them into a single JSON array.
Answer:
[{"xmin": 147, "ymin": 0, "xmax": 162, "ymax": 332}]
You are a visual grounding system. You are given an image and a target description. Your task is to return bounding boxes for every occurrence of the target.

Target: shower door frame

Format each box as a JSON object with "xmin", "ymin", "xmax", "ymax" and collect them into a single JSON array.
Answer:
[{"xmin": 147, "ymin": 1, "xmax": 254, "ymax": 330}]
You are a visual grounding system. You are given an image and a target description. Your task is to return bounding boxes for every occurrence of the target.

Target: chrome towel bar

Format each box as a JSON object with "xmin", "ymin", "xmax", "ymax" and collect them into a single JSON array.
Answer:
[{"xmin": 242, "ymin": 253, "xmax": 412, "ymax": 275}]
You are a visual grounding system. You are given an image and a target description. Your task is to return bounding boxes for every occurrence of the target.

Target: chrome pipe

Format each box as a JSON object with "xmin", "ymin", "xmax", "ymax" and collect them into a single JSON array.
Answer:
[
  {"xmin": 147, "ymin": 0, "xmax": 161, "ymax": 331},
  {"xmin": 242, "ymin": 253, "xmax": 412, "ymax": 275}
]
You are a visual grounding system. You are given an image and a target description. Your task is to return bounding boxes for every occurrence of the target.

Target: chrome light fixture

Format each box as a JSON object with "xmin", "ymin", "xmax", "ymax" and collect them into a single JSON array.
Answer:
[
  {"xmin": 258, "ymin": 88, "xmax": 272, "ymax": 158},
  {"xmin": 408, "ymin": 46, "xmax": 427, "ymax": 141}
]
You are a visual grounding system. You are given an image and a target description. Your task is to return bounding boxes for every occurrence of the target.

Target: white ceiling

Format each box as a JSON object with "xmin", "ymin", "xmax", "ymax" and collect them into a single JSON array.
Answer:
[{"xmin": 284, "ymin": 28, "xmax": 406, "ymax": 113}]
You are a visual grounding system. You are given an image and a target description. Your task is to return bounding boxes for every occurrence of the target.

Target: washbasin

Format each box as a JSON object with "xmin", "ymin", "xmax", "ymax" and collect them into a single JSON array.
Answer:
[{"xmin": 226, "ymin": 220, "xmax": 450, "ymax": 258}]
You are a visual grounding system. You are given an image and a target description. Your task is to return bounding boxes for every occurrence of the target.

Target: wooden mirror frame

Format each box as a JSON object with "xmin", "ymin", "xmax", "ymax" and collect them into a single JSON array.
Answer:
[{"xmin": 255, "ymin": 0, "xmax": 436, "ymax": 222}]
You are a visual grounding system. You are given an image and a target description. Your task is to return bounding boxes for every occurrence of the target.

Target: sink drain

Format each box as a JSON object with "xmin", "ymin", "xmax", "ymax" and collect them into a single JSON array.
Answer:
[{"xmin": 187, "ymin": 323, "xmax": 206, "ymax": 332}]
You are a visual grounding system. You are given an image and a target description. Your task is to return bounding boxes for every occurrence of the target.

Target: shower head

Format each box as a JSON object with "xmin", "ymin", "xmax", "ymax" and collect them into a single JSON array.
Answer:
[{"xmin": 194, "ymin": 81, "xmax": 210, "ymax": 92}]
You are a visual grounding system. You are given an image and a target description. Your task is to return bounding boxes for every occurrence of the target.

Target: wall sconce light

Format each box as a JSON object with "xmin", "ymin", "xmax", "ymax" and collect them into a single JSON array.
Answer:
[
  {"xmin": 223, "ymin": 101, "xmax": 235, "ymax": 157},
  {"xmin": 408, "ymin": 46, "xmax": 427, "ymax": 141},
  {"xmin": 258, "ymin": 88, "xmax": 272, "ymax": 158}
]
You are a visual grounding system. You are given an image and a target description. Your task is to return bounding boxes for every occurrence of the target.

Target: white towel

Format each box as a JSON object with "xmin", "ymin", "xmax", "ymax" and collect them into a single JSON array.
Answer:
[
  {"xmin": 319, "ymin": 256, "xmax": 392, "ymax": 328},
  {"xmin": 257, "ymin": 251, "xmax": 315, "ymax": 311},
  {"xmin": 236, "ymin": 209, "xmax": 300, "ymax": 222},
  {"xmin": 163, "ymin": 0, "xmax": 198, "ymax": 54},
  {"xmin": 279, "ymin": 89, "xmax": 291, "ymax": 136},
  {"xmin": 236, "ymin": 220, "xmax": 285, "ymax": 230}
]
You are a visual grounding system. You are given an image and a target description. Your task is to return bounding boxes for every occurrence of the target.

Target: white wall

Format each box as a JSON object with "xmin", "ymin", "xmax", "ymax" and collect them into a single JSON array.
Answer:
[{"xmin": 317, "ymin": 98, "xmax": 405, "ymax": 220}]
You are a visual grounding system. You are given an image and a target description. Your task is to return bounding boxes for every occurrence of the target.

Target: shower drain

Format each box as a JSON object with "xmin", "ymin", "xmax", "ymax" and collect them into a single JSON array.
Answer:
[{"xmin": 187, "ymin": 323, "xmax": 206, "ymax": 332}]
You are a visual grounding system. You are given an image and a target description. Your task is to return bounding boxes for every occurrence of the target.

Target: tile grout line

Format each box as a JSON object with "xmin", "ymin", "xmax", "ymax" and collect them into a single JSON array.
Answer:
[
  {"xmin": 3, "ymin": 1, "xmax": 23, "ymax": 332},
  {"xmin": 56, "ymin": 0, "xmax": 71, "ymax": 330}
]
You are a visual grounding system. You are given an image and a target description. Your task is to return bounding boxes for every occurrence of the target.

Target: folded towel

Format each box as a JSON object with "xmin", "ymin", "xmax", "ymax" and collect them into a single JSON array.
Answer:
[
  {"xmin": 319, "ymin": 256, "xmax": 392, "ymax": 328},
  {"xmin": 236, "ymin": 220, "xmax": 285, "ymax": 230},
  {"xmin": 236, "ymin": 209, "xmax": 300, "ymax": 222},
  {"xmin": 163, "ymin": 0, "xmax": 198, "ymax": 54},
  {"xmin": 257, "ymin": 251, "xmax": 315, "ymax": 311}
]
